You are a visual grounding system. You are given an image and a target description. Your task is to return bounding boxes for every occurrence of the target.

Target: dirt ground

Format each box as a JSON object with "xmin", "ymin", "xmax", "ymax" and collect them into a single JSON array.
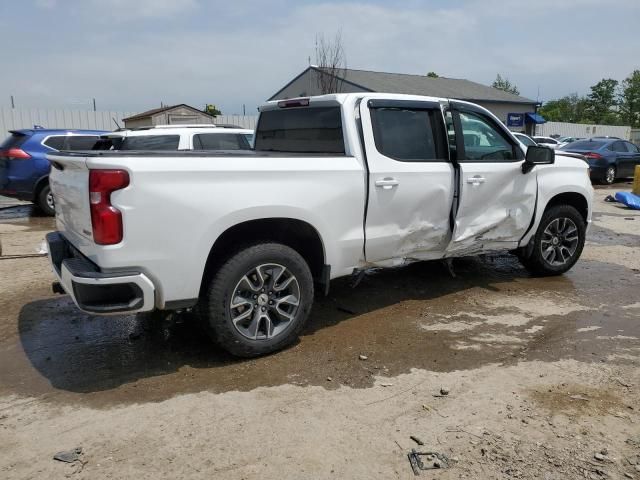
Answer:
[{"xmin": 0, "ymin": 185, "xmax": 639, "ymax": 480}]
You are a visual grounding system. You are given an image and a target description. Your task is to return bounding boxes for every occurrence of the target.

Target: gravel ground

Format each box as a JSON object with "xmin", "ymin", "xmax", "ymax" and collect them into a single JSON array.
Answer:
[{"xmin": 0, "ymin": 186, "xmax": 639, "ymax": 480}]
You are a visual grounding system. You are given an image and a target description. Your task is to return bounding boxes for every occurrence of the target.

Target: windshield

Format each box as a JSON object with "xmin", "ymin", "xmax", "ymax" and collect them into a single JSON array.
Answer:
[
  {"xmin": 533, "ymin": 137, "xmax": 557, "ymax": 144},
  {"xmin": 516, "ymin": 135, "xmax": 536, "ymax": 147}
]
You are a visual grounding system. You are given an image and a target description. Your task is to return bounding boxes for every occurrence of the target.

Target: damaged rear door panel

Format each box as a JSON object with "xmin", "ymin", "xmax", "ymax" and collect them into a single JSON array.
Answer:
[
  {"xmin": 359, "ymin": 98, "xmax": 454, "ymax": 266},
  {"xmin": 445, "ymin": 102, "xmax": 537, "ymax": 255}
]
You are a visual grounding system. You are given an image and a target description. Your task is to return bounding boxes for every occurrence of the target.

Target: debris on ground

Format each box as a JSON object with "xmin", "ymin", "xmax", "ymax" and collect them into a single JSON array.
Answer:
[
  {"xmin": 410, "ymin": 435, "xmax": 424, "ymax": 446},
  {"xmin": 53, "ymin": 447, "xmax": 83, "ymax": 463},
  {"xmin": 569, "ymin": 393, "xmax": 589, "ymax": 401},
  {"xmin": 615, "ymin": 191, "xmax": 640, "ymax": 210},
  {"xmin": 439, "ymin": 387, "xmax": 450, "ymax": 396},
  {"xmin": 336, "ymin": 306, "xmax": 357, "ymax": 315},
  {"xmin": 358, "ymin": 354, "xmax": 368, "ymax": 361},
  {"xmin": 407, "ymin": 449, "xmax": 449, "ymax": 475},
  {"xmin": 594, "ymin": 452, "xmax": 607, "ymax": 461}
]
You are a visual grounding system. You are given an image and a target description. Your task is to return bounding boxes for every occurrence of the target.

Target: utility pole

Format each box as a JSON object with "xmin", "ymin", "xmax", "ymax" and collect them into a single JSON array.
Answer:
[
  {"xmin": 10, "ymin": 95, "xmax": 15, "ymax": 109},
  {"xmin": 242, "ymin": 104, "xmax": 246, "ymax": 115},
  {"xmin": 93, "ymin": 98, "xmax": 96, "ymax": 111}
]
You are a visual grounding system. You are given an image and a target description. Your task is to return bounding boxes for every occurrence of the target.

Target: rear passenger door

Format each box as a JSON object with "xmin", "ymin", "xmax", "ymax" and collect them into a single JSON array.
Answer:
[
  {"xmin": 360, "ymin": 98, "xmax": 455, "ymax": 265},
  {"xmin": 446, "ymin": 102, "xmax": 536, "ymax": 254}
]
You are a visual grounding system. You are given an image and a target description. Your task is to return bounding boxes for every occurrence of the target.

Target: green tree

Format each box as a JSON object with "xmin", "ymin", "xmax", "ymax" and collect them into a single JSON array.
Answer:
[
  {"xmin": 619, "ymin": 70, "xmax": 640, "ymax": 128},
  {"xmin": 204, "ymin": 104, "xmax": 222, "ymax": 117},
  {"xmin": 492, "ymin": 74, "xmax": 520, "ymax": 96},
  {"xmin": 426, "ymin": 71, "xmax": 439, "ymax": 78},
  {"xmin": 538, "ymin": 94, "xmax": 591, "ymax": 123},
  {"xmin": 586, "ymin": 78, "xmax": 619, "ymax": 124}
]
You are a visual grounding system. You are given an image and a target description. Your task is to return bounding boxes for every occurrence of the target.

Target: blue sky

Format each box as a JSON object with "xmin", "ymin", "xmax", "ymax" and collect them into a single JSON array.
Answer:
[{"xmin": 0, "ymin": 0, "xmax": 638, "ymax": 115}]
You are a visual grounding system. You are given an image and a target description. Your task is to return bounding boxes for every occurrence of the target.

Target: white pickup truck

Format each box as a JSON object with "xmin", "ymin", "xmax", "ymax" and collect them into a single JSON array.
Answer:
[{"xmin": 46, "ymin": 93, "xmax": 593, "ymax": 357}]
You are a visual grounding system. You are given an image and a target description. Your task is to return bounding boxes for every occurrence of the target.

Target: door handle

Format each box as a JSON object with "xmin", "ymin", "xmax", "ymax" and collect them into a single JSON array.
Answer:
[
  {"xmin": 375, "ymin": 177, "xmax": 399, "ymax": 189},
  {"xmin": 466, "ymin": 175, "xmax": 486, "ymax": 185}
]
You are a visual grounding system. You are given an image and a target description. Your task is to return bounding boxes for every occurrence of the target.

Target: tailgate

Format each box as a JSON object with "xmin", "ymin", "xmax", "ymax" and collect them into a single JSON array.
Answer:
[{"xmin": 48, "ymin": 153, "xmax": 93, "ymax": 244}]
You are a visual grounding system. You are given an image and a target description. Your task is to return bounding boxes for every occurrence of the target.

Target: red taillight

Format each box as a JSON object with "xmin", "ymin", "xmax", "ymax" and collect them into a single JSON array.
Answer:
[
  {"xmin": 584, "ymin": 152, "xmax": 603, "ymax": 160},
  {"xmin": 89, "ymin": 169, "xmax": 129, "ymax": 245},
  {"xmin": 0, "ymin": 148, "xmax": 31, "ymax": 159}
]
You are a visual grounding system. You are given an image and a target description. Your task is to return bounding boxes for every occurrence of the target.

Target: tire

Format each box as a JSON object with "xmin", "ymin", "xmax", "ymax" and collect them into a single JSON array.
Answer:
[
  {"xmin": 518, "ymin": 205, "xmax": 586, "ymax": 276},
  {"xmin": 198, "ymin": 243, "xmax": 314, "ymax": 357},
  {"xmin": 603, "ymin": 165, "xmax": 616, "ymax": 185},
  {"xmin": 37, "ymin": 184, "xmax": 55, "ymax": 216}
]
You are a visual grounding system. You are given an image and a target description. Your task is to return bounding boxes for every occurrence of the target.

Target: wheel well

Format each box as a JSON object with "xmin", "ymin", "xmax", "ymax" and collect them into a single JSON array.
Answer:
[
  {"xmin": 32, "ymin": 176, "xmax": 49, "ymax": 202},
  {"xmin": 201, "ymin": 218, "xmax": 326, "ymax": 290},
  {"xmin": 544, "ymin": 192, "xmax": 588, "ymax": 222}
]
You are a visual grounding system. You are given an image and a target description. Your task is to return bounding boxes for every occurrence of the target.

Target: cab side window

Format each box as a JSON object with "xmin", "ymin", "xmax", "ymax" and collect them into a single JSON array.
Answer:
[
  {"xmin": 370, "ymin": 107, "xmax": 446, "ymax": 162},
  {"xmin": 458, "ymin": 111, "xmax": 517, "ymax": 161},
  {"xmin": 610, "ymin": 141, "xmax": 627, "ymax": 152}
]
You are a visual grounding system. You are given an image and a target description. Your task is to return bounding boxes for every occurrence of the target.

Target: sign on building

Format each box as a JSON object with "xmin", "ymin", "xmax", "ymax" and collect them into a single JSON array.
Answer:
[{"xmin": 507, "ymin": 113, "xmax": 524, "ymax": 127}]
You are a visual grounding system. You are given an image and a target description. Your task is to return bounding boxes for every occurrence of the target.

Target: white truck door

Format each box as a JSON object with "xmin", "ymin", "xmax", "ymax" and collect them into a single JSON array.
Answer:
[
  {"xmin": 360, "ymin": 98, "xmax": 455, "ymax": 265},
  {"xmin": 445, "ymin": 102, "xmax": 537, "ymax": 255}
]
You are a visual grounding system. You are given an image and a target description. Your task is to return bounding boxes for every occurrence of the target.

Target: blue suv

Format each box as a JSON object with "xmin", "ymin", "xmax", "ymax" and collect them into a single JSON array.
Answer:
[{"xmin": 0, "ymin": 128, "xmax": 107, "ymax": 215}]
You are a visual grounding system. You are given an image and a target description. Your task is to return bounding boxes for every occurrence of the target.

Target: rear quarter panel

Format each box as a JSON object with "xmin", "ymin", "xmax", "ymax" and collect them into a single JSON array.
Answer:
[{"xmin": 82, "ymin": 154, "xmax": 366, "ymax": 307}]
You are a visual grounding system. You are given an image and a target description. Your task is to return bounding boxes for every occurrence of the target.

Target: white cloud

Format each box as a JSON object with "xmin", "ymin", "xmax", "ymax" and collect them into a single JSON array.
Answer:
[
  {"xmin": 35, "ymin": 0, "xmax": 57, "ymax": 8},
  {"xmin": 5, "ymin": 1, "xmax": 640, "ymax": 113},
  {"xmin": 86, "ymin": 0, "xmax": 199, "ymax": 20}
]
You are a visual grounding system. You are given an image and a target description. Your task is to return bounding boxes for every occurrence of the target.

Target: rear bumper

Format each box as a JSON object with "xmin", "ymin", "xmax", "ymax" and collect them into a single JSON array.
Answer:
[
  {"xmin": 46, "ymin": 232, "xmax": 155, "ymax": 314},
  {"xmin": 0, "ymin": 188, "xmax": 33, "ymax": 202},
  {"xmin": 588, "ymin": 164, "xmax": 609, "ymax": 181}
]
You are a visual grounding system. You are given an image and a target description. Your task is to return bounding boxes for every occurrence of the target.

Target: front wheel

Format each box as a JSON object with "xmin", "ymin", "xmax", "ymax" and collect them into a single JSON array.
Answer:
[
  {"xmin": 603, "ymin": 165, "xmax": 616, "ymax": 185},
  {"xmin": 198, "ymin": 243, "xmax": 314, "ymax": 357},
  {"xmin": 37, "ymin": 184, "xmax": 55, "ymax": 216},
  {"xmin": 518, "ymin": 205, "xmax": 586, "ymax": 276}
]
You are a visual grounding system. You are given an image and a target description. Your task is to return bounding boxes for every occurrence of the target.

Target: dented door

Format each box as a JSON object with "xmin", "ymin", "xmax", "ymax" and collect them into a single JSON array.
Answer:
[
  {"xmin": 446, "ymin": 105, "xmax": 537, "ymax": 255},
  {"xmin": 360, "ymin": 97, "xmax": 454, "ymax": 265}
]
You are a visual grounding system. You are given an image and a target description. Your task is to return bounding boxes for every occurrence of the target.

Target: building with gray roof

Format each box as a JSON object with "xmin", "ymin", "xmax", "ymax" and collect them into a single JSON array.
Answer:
[{"xmin": 269, "ymin": 67, "xmax": 543, "ymax": 134}]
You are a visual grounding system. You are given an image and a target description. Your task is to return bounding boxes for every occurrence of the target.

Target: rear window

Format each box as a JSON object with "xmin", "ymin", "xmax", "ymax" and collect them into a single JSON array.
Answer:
[
  {"xmin": 193, "ymin": 133, "xmax": 250, "ymax": 150},
  {"xmin": 255, "ymin": 106, "xmax": 344, "ymax": 153},
  {"xmin": 43, "ymin": 135, "xmax": 100, "ymax": 150},
  {"xmin": 0, "ymin": 132, "xmax": 29, "ymax": 149},
  {"xmin": 67, "ymin": 136, "xmax": 100, "ymax": 150},
  {"xmin": 562, "ymin": 140, "xmax": 605, "ymax": 150},
  {"xmin": 120, "ymin": 135, "xmax": 180, "ymax": 150}
]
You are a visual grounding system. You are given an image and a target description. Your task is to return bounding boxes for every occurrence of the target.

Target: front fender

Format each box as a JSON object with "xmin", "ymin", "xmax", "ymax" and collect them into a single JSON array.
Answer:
[{"xmin": 519, "ymin": 157, "xmax": 593, "ymax": 246}]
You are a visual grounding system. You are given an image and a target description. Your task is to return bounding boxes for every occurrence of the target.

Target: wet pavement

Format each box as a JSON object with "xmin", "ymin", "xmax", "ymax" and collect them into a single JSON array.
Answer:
[{"xmin": 0, "ymin": 187, "xmax": 639, "ymax": 408}]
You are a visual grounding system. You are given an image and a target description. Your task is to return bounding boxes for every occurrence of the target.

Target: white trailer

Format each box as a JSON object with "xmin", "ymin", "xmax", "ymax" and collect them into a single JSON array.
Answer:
[{"xmin": 536, "ymin": 121, "xmax": 631, "ymax": 140}]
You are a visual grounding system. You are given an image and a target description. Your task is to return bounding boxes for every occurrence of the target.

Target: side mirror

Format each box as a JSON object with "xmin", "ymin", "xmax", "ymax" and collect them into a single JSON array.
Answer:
[{"xmin": 523, "ymin": 146, "xmax": 555, "ymax": 173}]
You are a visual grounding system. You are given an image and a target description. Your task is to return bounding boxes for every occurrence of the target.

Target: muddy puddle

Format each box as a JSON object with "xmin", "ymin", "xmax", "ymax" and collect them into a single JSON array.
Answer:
[
  {"xmin": 0, "ymin": 254, "xmax": 638, "ymax": 408},
  {"xmin": 0, "ymin": 187, "xmax": 638, "ymax": 408}
]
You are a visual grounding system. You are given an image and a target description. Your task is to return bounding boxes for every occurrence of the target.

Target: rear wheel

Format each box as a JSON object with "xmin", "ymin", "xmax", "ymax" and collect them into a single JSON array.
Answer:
[
  {"xmin": 604, "ymin": 165, "xmax": 616, "ymax": 185},
  {"xmin": 518, "ymin": 205, "xmax": 586, "ymax": 276},
  {"xmin": 37, "ymin": 184, "xmax": 55, "ymax": 216},
  {"xmin": 198, "ymin": 243, "xmax": 314, "ymax": 357}
]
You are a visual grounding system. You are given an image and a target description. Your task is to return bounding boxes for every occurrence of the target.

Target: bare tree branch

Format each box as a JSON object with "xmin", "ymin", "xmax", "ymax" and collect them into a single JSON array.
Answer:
[{"xmin": 315, "ymin": 31, "xmax": 347, "ymax": 94}]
